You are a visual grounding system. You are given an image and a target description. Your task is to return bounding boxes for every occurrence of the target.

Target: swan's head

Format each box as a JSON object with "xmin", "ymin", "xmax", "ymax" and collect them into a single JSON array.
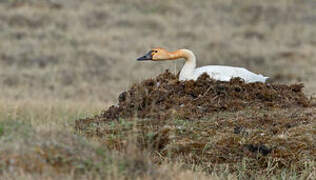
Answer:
[{"xmin": 137, "ymin": 48, "xmax": 171, "ymax": 61}]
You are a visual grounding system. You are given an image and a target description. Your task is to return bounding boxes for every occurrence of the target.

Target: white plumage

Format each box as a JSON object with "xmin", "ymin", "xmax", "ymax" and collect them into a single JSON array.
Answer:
[{"xmin": 184, "ymin": 65, "xmax": 268, "ymax": 82}]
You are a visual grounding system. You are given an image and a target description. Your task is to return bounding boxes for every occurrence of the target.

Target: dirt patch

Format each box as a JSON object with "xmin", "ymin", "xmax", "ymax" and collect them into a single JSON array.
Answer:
[{"xmin": 75, "ymin": 71, "xmax": 315, "ymax": 176}]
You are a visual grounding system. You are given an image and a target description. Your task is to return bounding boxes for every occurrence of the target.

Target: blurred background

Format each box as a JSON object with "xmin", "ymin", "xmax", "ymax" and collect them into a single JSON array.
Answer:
[{"xmin": 1, "ymin": 0, "xmax": 316, "ymax": 104}]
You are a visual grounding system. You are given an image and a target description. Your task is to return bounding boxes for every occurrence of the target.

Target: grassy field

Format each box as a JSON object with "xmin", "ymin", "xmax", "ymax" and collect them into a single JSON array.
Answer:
[
  {"xmin": 0, "ymin": 0, "xmax": 315, "ymax": 179},
  {"xmin": 0, "ymin": 101, "xmax": 215, "ymax": 179}
]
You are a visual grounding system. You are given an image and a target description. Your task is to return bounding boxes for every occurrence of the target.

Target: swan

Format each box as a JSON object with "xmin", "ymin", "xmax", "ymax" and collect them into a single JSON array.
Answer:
[{"xmin": 137, "ymin": 48, "xmax": 268, "ymax": 83}]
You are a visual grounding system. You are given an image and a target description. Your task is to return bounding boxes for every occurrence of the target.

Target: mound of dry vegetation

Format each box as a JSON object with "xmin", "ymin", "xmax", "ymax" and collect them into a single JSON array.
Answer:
[
  {"xmin": 97, "ymin": 70, "xmax": 309, "ymax": 120},
  {"xmin": 76, "ymin": 71, "xmax": 315, "ymax": 177}
]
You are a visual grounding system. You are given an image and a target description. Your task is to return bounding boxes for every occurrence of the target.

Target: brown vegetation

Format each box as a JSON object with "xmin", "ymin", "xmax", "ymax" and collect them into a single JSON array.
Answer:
[
  {"xmin": 94, "ymin": 70, "xmax": 309, "ymax": 120},
  {"xmin": 76, "ymin": 71, "xmax": 316, "ymax": 177}
]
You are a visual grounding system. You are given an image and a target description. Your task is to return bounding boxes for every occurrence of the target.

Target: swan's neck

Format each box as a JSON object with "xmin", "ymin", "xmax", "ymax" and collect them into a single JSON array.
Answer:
[{"xmin": 172, "ymin": 49, "xmax": 196, "ymax": 81}]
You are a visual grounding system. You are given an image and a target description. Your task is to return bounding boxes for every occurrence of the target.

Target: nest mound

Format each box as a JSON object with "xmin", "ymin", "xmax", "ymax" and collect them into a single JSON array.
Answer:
[
  {"xmin": 76, "ymin": 70, "xmax": 315, "ymax": 176},
  {"xmin": 101, "ymin": 70, "xmax": 309, "ymax": 121}
]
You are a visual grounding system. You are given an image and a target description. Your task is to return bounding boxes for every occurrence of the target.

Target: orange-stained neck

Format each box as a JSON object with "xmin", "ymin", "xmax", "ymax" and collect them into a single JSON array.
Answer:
[
  {"xmin": 169, "ymin": 49, "xmax": 193, "ymax": 60},
  {"xmin": 168, "ymin": 50, "xmax": 182, "ymax": 60}
]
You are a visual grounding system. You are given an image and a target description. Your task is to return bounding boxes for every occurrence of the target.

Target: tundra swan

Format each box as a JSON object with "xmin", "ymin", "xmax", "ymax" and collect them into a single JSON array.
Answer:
[{"xmin": 137, "ymin": 48, "xmax": 268, "ymax": 83}]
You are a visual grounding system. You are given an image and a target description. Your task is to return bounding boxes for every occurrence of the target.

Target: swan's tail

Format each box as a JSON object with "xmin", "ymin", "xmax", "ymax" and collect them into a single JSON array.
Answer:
[{"xmin": 259, "ymin": 74, "xmax": 269, "ymax": 82}]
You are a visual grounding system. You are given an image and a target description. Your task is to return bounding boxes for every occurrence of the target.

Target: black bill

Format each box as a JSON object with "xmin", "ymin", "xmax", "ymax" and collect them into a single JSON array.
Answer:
[{"xmin": 137, "ymin": 50, "xmax": 153, "ymax": 61}]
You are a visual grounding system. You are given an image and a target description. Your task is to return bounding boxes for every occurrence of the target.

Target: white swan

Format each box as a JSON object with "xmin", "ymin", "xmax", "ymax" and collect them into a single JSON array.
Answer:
[{"xmin": 137, "ymin": 48, "xmax": 268, "ymax": 83}]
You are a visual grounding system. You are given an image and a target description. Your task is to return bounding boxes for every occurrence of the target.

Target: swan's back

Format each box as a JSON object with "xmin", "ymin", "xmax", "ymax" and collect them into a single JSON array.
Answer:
[{"xmin": 193, "ymin": 65, "xmax": 268, "ymax": 83}]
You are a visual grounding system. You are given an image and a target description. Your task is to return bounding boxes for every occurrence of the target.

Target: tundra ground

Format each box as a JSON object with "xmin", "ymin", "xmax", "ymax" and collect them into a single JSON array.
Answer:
[{"xmin": 0, "ymin": 0, "xmax": 315, "ymax": 179}]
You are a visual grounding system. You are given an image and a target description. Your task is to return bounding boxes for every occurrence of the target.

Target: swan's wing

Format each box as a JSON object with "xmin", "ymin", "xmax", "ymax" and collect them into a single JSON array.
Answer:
[
  {"xmin": 194, "ymin": 68, "xmax": 231, "ymax": 81},
  {"xmin": 194, "ymin": 66, "xmax": 268, "ymax": 82}
]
